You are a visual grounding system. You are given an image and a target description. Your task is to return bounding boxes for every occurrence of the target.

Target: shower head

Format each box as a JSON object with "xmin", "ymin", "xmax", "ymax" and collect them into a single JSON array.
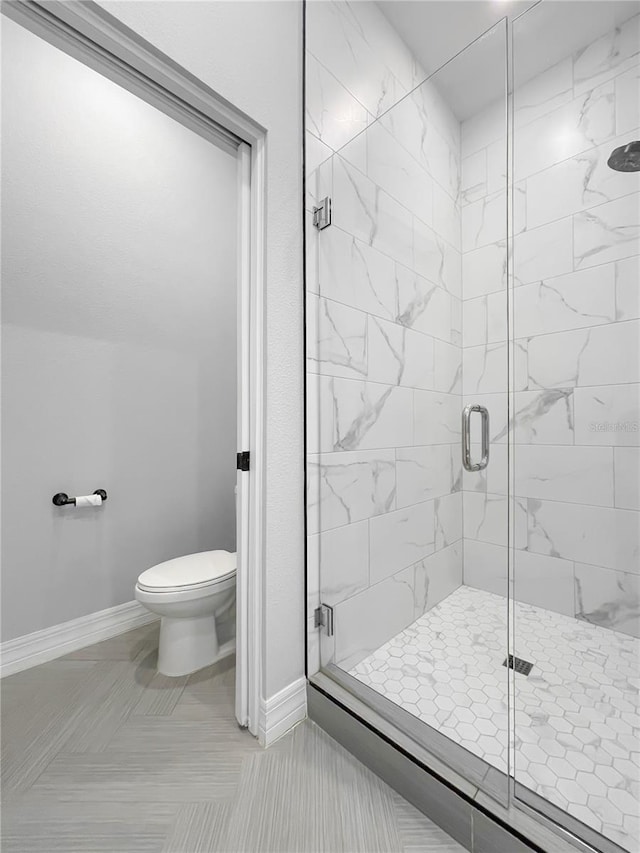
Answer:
[{"xmin": 607, "ymin": 140, "xmax": 640, "ymax": 172}]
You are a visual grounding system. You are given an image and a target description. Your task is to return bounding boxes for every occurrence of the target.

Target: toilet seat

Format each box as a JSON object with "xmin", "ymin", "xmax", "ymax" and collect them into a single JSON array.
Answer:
[{"xmin": 137, "ymin": 550, "xmax": 236, "ymax": 593}]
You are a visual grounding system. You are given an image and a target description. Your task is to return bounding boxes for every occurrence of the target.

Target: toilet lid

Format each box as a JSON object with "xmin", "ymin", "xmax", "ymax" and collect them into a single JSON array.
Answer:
[{"xmin": 137, "ymin": 550, "xmax": 236, "ymax": 591}]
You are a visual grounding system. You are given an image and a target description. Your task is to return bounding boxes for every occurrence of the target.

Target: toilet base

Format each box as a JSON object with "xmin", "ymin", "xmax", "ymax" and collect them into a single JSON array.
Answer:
[{"xmin": 158, "ymin": 613, "xmax": 219, "ymax": 677}]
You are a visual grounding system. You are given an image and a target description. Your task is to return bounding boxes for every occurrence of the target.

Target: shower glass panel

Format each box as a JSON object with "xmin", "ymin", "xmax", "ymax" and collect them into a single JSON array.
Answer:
[
  {"xmin": 306, "ymin": 15, "xmax": 510, "ymax": 790},
  {"xmin": 511, "ymin": 4, "xmax": 640, "ymax": 852}
]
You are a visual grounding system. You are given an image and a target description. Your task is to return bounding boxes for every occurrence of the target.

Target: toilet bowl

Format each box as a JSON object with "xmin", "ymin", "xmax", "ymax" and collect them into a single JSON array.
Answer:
[{"xmin": 135, "ymin": 550, "xmax": 236, "ymax": 677}]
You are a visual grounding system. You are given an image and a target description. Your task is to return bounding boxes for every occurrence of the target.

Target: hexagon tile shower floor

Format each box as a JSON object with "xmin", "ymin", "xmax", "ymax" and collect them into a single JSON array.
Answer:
[{"xmin": 351, "ymin": 586, "xmax": 639, "ymax": 851}]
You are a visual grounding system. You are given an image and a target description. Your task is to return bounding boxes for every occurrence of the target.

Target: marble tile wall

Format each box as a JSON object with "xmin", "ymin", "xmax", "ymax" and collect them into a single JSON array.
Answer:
[
  {"xmin": 460, "ymin": 12, "xmax": 640, "ymax": 640},
  {"xmin": 305, "ymin": 1, "xmax": 463, "ymax": 672}
]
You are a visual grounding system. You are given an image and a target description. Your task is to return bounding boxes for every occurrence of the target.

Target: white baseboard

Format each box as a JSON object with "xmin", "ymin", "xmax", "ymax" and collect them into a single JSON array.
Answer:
[
  {"xmin": 0, "ymin": 601, "xmax": 159, "ymax": 678},
  {"xmin": 258, "ymin": 675, "xmax": 307, "ymax": 747}
]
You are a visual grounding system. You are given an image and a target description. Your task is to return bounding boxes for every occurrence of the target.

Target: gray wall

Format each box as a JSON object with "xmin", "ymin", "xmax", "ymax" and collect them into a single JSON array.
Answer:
[{"xmin": 1, "ymin": 17, "xmax": 238, "ymax": 642}]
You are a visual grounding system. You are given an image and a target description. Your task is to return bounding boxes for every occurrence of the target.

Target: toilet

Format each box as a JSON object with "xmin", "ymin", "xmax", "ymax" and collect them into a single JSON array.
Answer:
[{"xmin": 135, "ymin": 550, "xmax": 236, "ymax": 677}]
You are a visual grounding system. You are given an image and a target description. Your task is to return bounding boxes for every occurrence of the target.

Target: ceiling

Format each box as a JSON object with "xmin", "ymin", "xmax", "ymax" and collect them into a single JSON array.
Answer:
[{"xmin": 378, "ymin": 0, "xmax": 640, "ymax": 120}]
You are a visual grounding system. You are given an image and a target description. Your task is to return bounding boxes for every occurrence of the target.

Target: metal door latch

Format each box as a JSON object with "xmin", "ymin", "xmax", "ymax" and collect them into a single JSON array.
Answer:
[
  {"xmin": 314, "ymin": 603, "xmax": 334, "ymax": 636},
  {"xmin": 312, "ymin": 196, "xmax": 331, "ymax": 230}
]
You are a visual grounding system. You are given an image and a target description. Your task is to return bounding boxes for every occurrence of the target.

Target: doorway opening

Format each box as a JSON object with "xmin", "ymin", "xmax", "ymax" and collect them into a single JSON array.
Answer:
[{"xmin": 1, "ymin": 0, "xmax": 265, "ymax": 736}]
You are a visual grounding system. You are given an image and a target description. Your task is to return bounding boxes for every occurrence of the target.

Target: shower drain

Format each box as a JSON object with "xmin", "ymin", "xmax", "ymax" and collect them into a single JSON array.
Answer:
[{"xmin": 503, "ymin": 655, "xmax": 534, "ymax": 676}]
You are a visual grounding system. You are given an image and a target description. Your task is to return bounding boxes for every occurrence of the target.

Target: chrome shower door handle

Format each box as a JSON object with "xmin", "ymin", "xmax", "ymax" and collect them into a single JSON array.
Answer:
[{"xmin": 462, "ymin": 404, "xmax": 490, "ymax": 472}]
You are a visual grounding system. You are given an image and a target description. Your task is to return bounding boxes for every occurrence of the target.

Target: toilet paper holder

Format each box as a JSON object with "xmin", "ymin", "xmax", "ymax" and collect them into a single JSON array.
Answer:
[{"xmin": 52, "ymin": 489, "xmax": 107, "ymax": 506}]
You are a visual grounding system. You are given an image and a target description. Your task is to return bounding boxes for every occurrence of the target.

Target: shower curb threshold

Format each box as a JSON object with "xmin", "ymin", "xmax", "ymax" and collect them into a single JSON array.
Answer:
[{"xmin": 308, "ymin": 674, "xmax": 604, "ymax": 853}]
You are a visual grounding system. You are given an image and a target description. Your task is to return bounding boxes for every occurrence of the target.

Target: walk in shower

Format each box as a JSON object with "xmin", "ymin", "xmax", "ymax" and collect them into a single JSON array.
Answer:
[{"xmin": 305, "ymin": 2, "xmax": 639, "ymax": 851}]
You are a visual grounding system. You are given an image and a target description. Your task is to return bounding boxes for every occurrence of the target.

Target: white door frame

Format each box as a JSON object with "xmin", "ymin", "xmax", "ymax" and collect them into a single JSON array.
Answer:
[
  {"xmin": 235, "ymin": 140, "xmax": 264, "ymax": 734},
  {"xmin": 2, "ymin": 0, "xmax": 266, "ymax": 735}
]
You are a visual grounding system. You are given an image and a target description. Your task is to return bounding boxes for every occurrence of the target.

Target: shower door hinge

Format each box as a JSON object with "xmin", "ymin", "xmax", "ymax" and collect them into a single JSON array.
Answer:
[
  {"xmin": 312, "ymin": 196, "xmax": 332, "ymax": 230},
  {"xmin": 314, "ymin": 603, "xmax": 334, "ymax": 636},
  {"xmin": 236, "ymin": 451, "xmax": 250, "ymax": 472}
]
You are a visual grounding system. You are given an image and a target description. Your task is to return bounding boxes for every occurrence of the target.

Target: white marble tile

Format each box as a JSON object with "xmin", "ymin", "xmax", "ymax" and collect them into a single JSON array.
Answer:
[
  {"xmin": 462, "ymin": 241, "xmax": 507, "ymax": 299},
  {"xmin": 318, "ymin": 225, "xmax": 396, "ymax": 320},
  {"xmin": 379, "ymin": 85, "xmax": 460, "ymax": 201},
  {"xmin": 513, "ymin": 218, "xmax": 574, "ymax": 287},
  {"xmin": 461, "ymin": 98, "xmax": 505, "ymax": 159},
  {"xmin": 462, "ymin": 289, "xmax": 507, "ymax": 348},
  {"xmin": 513, "ymin": 550, "xmax": 576, "ymax": 617},
  {"xmin": 573, "ymin": 13, "xmax": 640, "ymax": 96},
  {"xmin": 306, "ymin": 131, "xmax": 334, "ymax": 179},
  {"xmin": 413, "ymin": 542, "xmax": 463, "ymax": 614},
  {"xmin": 462, "ymin": 190, "xmax": 509, "ymax": 253},
  {"xmin": 461, "ymin": 149, "xmax": 487, "ymax": 206},
  {"xmin": 463, "ymin": 539, "xmax": 508, "ymax": 597},
  {"xmin": 514, "ymin": 445, "xmax": 614, "ymax": 507},
  {"xmin": 396, "ymin": 445, "xmax": 458, "ymax": 507},
  {"xmin": 431, "ymin": 182, "xmax": 460, "ymax": 251},
  {"xmin": 463, "ymin": 491, "xmax": 509, "ymax": 548},
  {"xmin": 616, "ymin": 256, "xmax": 640, "ymax": 321},
  {"xmin": 367, "ymin": 316, "xmax": 434, "ymax": 391},
  {"xmin": 422, "ymin": 124, "xmax": 460, "ymax": 204},
  {"xmin": 315, "ymin": 376, "xmax": 413, "ymax": 452},
  {"xmin": 307, "ymin": 531, "xmax": 321, "ymax": 615},
  {"xmin": 306, "ymin": 373, "xmax": 331, "ymax": 456},
  {"xmin": 395, "ymin": 265, "xmax": 460, "ymax": 343},
  {"xmin": 574, "ymin": 384, "xmax": 640, "ymax": 446},
  {"xmin": 616, "ymin": 65, "xmax": 640, "ymax": 135},
  {"xmin": 615, "ymin": 447, "xmax": 640, "ymax": 510},
  {"xmin": 515, "ymin": 82, "xmax": 616, "ymax": 182},
  {"xmin": 463, "ymin": 342, "xmax": 527, "ymax": 395},
  {"xmin": 413, "ymin": 218, "xmax": 462, "ymax": 298},
  {"xmin": 467, "ymin": 386, "xmax": 554, "ymax": 446},
  {"xmin": 526, "ymin": 132, "xmax": 640, "ymax": 229},
  {"xmin": 463, "ymin": 343, "xmax": 505, "ymax": 396},
  {"xmin": 306, "ymin": 1, "xmax": 407, "ymax": 120},
  {"xmin": 513, "ymin": 57, "xmax": 573, "ymax": 130},
  {"xmin": 338, "ymin": 130, "xmax": 368, "ymax": 173},
  {"xmin": 465, "ymin": 540, "xmax": 575, "ymax": 618},
  {"xmin": 527, "ymin": 498, "xmax": 640, "ymax": 573},
  {"xmin": 434, "ymin": 491, "xmax": 462, "ymax": 551},
  {"xmin": 513, "ymin": 266, "xmax": 616, "ymax": 339},
  {"xmin": 574, "ymin": 192, "xmax": 640, "ymax": 270},
  {"xmin": 433, "ymin": 338, "xmax": 461, "ymax": 395},
  {"xmin": 511, "ymin": 389, "xmax": 575, "ymax": 445},
  {"xmin": 369, "ymin": 501, "xmax": 436, "ymax": 584},
  {"xmin": 306, "ymin": 53, "xmax": 370, "ymax": 152},
  {"xmin": 333, "ymin": 565, "xmax": 417, "ymax": 669},
  {"xmin": 332, "ymin": 156, "xmax": 414, "ymax": 270},
  {"xmin": 486, "ymin": 138, "xmax": 506, "ymax": 196},
  {"xmin": 414, "ymin": 541, "xmax": 462, "ymax": 604},
  {"xmin": 462, "ymin": 442, "xmax": 509, "ymax": 496},
  {"xmin": 310, "ymin": 519, "xmax": 370, "ymax": 608},
  {"xmin": 306, "ymin": 294, "xmax": 368, "ymax": 379},
  {"xmin": 344, "ymin": 0, "xmax": 418, "ymax": 95},
  {"xmin": 350, "ymin": 584, "xmax": 640, "ymax": 851},
  {"xmin": 366, "ymin": 121, "xmax": 433, "ymax": 226},
  {"xmin": 411, "ymin": 77, "xmax": 461, "ymax": 163},
  {"xmin": 575, "ymin": 563, "xmax": 640, "ymax": 638},
  {"xmin": 450, "ymin": 290, "xmax": 462, "ymax": 347},
  {"xmin": 310, "ymin": 153, "xmax": 333, "ymax": 215},
  {"xmin": 414, "ymin": 390, "xmax": 460, "ymax": 445},
  {"xmin": 525, "ymin": 320, "xmax": 640, "ymax": 389},
  {"xmin": 307, "ymin": 449, "xmax": 396, "ymax": 534}
]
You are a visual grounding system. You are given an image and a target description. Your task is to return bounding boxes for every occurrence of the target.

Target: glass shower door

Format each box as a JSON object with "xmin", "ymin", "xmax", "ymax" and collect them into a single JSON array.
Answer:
[
  {"xmin": 306, "ymin": 17, "xmax": 512, "ymax": 792},
  {"xmin": 510, "ymin": 4, "xmax": 640, "ymax": 852}
]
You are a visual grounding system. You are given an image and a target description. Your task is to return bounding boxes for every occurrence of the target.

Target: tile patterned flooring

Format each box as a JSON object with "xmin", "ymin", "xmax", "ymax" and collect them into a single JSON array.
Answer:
[
  {"xmin": 1, "ymin": 622, "xmax": 464, "ymax": 853},
  {"xmin": 350, "ymin": 585, "xmax": 640, "ymax": 853}
]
